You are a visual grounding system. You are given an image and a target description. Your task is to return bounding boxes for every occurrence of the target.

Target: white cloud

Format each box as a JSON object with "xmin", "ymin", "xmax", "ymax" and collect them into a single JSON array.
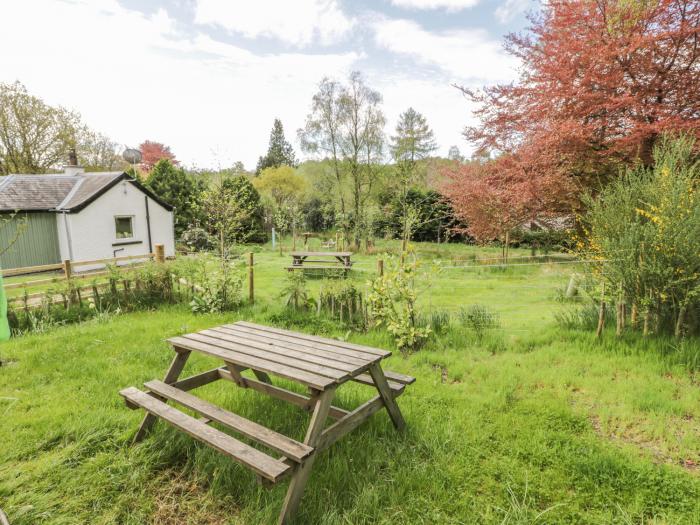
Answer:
[
  {"xmin": 372, "ymin": 18, "xmax": 517, "ymax": 83},
  {"xmin": 389, "ymin": 0, "xmax": 479, "ymax": 10},
  {"xmin": 495, "ymin": 0, "xmax": 534, "ymax": 24},
  {"xmin": 0, "ymin": 0, "xmax": 360, "ymax": 169},
  {"xmin": 194, "ymin": 0, "xmax": 353, "ymax": 47}
]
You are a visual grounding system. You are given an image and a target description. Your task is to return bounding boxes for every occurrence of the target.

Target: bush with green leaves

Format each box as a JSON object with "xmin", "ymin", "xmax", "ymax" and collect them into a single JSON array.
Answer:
[
  {"xmin": 180, "ymin": 225, "xmax": 213, "ymax": 252},
  {"xmin": 458, "ymin": 304, "xmax": 500, "ymax": 339},
  {"xmin": 367, "ymin": 258, "xmax": 432, "ymax": 353},
  {"xmin": 579, "ymin": 135, "xmax": 700, "ymax": 336},
  {"xmin": 281, "ymin": 271, "xmax": 313, "ymax": 311}
]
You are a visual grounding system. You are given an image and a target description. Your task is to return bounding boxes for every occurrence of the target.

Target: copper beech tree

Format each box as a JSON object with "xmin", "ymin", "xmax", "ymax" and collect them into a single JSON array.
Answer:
[
  {"xmin": 441, "ymin": 155, "xmax": 566, "ymax": 259},
  {"xmin": 459, "ymin": 0, "xmax": 700, "ymax": 189},
  {"xmin": 139, "ymin": 140, "xmax": 178, "ymax": 173}
]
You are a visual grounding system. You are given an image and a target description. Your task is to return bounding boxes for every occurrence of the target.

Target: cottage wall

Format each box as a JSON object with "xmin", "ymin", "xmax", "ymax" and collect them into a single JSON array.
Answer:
[{"xmin": 58, "ymin": 180, "xmax": 175, "ymax": 272}]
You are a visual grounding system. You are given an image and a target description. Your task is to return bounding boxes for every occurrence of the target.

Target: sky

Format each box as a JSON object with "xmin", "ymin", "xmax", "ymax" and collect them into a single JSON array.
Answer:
[{"xmin": 0, "ymin": 0, "xmax": 537, "ymax": 171}]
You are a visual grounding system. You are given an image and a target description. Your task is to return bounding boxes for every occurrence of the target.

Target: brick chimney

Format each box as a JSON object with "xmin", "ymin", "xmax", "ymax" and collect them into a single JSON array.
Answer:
[{"xmin": 63, "ymin": 147, "xmax": 85, "ymax": 176}]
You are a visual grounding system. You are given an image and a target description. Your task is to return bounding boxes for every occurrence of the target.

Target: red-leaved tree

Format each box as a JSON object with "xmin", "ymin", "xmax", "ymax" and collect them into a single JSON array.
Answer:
[
  {"xmin": 139, "ymin": 140, "xmax": 177, "ymax": 172},
  {"xmin": 441, "ymin": 155, "xmax": 572, "ymax": 256},
  {"xmin": 461, "ymin": 0, "xmax": 700, "ymax": 188}
]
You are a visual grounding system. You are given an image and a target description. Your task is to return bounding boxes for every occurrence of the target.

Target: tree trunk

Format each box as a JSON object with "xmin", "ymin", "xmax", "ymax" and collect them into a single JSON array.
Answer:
[{"xmin": 675, "ymin": 305, "xmax": 686, "ymax": 338}]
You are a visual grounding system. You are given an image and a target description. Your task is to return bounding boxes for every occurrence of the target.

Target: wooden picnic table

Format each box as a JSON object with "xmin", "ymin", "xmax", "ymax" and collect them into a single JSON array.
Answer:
[
  {"xmin": 287, "ymin": 251, "xmax": 353, "ymax": 272},
  {"xmin": 120, "ymin": 321, "xmax": 414, "ymax": 524}
]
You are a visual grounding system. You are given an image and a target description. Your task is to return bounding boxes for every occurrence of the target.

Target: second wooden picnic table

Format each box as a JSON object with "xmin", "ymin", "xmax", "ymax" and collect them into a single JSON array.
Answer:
[{"xmin": 287, "ymin": 251, "xmax": 353, "ymax": 272}]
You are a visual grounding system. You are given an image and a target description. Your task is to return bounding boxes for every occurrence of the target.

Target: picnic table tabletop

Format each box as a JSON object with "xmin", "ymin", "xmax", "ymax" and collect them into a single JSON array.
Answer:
[{"xmin": 120, "ymin": 321, "xmax": 414, "ymax": 524}]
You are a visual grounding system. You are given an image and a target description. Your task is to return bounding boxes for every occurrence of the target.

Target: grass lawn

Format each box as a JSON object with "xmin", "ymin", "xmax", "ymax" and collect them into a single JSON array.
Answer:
[{"xmin": 1, "ymin": 240, "xmax": 699, "ymax": 524}]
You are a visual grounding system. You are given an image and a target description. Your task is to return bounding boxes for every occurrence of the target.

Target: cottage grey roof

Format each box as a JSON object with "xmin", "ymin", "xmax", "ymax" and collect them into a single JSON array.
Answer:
[{"xmin": 0, "ymin": 172, "xmax": 173, "ymax": 212}]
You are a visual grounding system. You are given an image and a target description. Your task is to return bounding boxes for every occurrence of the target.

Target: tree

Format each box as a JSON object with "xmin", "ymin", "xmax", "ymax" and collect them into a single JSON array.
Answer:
[
  {"xmin": 460, "ymin": 0, "xmax": 700, "ymax": 191},
  {"xmin": 255, "ymin": 119, "xmax": 297, "ymax": 174},
  {"xmin": 253, "ymin": 165, "xmax": 307, "ymax": 240},
  {"xmin": 299, "ymin": 77, "xmax": 348, "ymax": 237},
  {"xmin": 221, "ymin": 176, "xmax": 267, "ymax": 243},
  {"xmin": 140, "ymin": 140, "xmax": 177, "ymax": 172},
  {"xmin": 377, "ymin": 188, "xmax": 465, "ymax": 243},
  {"xmin": 390, "ymin": 107, "xmax": 438, "ymax": 252},
  {"xmin": 300, "ymin": 72, "xmax": 386, "ymax": 247},
  {"xmin": 0, "ymin": 81, "xmax": 80, "ymax": 174},
  {"xmin": 77, "ymin": 130, "xmax": 124, "ymax": 171},
  {"xmin": 145, "ymin": 159, "xmax": 205, "ymax": 235},
  {"xmin": 391, "ymin": 108, "xmax": 437, "ymax": 167},
  {"xmin": 447, "ymin": 145, "xmax": 463, "ymax": 162},
  {"xmin": 441, "ymin": 155, "xmax": 565, "ymax": 261},
  {"xmin": 340, "ymin": 71, "xmax": 386, "ymax": 248}
]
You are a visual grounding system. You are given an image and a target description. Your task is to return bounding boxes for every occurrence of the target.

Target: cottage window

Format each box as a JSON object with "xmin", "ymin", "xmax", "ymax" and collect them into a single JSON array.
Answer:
[{"xmin": 115, "ymin": 216, "xmax": 134, "ymax": 239}]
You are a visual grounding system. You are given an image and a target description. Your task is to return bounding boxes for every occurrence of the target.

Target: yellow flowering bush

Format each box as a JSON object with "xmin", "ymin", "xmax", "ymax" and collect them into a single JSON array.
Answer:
[{"xmin": 580, "ymin": 135, "xmax": 700, "ymax": 335}]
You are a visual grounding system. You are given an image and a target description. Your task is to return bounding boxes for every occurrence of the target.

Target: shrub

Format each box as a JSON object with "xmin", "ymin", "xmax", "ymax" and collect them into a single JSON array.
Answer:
[
  {"xmin": 417, "ymin": 309, "xmax": 451, "ymax": 335},
  {"xmin": 458, "ymin": 304, "xmax": 500, "ymax": 339},
  {"xmin": 367, "ymin": 258, "xmax": 432, "ymax": 353},
  {"xmin": 181, "ymin": 226, "xmax": 213, "ymax": 252},
  {"xmin": 579, "ymin": 135, "xmax": 700, "ymax": 336},
  {"xmin": 280, "ymin": 271, "xmax": 313, "ymax": 311}
]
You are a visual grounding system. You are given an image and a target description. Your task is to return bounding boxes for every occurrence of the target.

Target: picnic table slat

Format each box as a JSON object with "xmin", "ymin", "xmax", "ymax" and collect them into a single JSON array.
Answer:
[
  {"xmin": 206, "ymin": 328, "xmax": 363, "ymax": 374},
  {"xmin": 234, "ymin": 321, "xmax": 391, "ymax": 358},
  {"xmin": 214, "ymin": 326, "xmax": 370, "ymax": 367},
  {"xmin": 145, "ymin": 380, "xmax": 314, "ymax": 462},
  {"xmin": 221, "ymin": 324, "xmax": 375, "ymax": 364},
  {"xmin": 120, "ymin": 387, "xmax": 290, "ymax": 482},
  {"xmin": 168, "ymin": 336, "xmax": 335, "ymax": 390},
  {"xmin": 190, "ymin": 332, "xmax": 351, "ymax": 381}
]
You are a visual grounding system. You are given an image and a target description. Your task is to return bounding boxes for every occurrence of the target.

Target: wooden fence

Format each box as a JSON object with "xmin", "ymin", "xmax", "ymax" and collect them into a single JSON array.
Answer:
[{"xmin": 3, "ymin": 245, "xmax": 166, "ymax": 307}]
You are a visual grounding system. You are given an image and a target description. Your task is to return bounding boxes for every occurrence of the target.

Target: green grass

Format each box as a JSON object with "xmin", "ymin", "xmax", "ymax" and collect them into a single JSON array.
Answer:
[{"xmin": 1, "ymin": 240, "xmax": 699, "ymax": 524}]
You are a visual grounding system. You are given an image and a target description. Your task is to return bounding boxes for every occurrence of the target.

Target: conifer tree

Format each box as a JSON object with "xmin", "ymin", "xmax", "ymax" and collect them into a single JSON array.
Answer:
[{"xmin": 255, "ymin": 119, "xmax": 297, "ymax": 174}]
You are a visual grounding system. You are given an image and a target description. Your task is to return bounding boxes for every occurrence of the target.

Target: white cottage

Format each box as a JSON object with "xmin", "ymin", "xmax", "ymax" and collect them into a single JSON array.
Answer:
[{"xmin": 0, "ymin": 165, "xmax": 175, "ymax": 271}]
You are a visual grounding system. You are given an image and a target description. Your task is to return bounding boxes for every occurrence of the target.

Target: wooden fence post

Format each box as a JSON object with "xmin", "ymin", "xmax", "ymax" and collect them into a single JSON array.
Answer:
[
  {"xmin": 63, "ymin": 259, "xmax": 72, "ymax": 280},
  {"xmin": 596, "ymin": 281, "xmax": 606, "ymax": 339},
  {"xmin": 247, "ymin": 252, "xmax": 254, "ymax": 304},
  {"xmin": 155, "ymin": 244, "xmax": 165, "ymax": 263},
  {"xmin": 377, "ymin": 258, "xmax": 384, "ymax": 277}
]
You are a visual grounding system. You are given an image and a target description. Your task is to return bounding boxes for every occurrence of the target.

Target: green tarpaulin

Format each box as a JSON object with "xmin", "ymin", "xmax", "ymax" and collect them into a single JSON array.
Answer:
[{"xmin": 0, "ymin": 272, "xmax": 9, "ymax": 341}]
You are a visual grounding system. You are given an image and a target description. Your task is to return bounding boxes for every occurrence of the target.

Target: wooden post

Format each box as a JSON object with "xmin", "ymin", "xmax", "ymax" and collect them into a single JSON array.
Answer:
[
  {"xmin": 675, "ymin": 304, "xmax": 686, "ymax": 338},
  {"xmin": 247, "ymin": 252, "xmax": 254, "ymax": 304},
  {"xmin": 616, "ymin": 285, "xmax": 623, "ymax": 337},
  {"xmin": 63, "ymin": 259, "xmax": 72, "ymax": 280},
  {"xmin": 335, "ymin": 232, "xmax": 339, "ymax": 248},
  {"xmin": 596, "ymin": 281, "xmax": 606, "ymax": 339},
  {"xmin": 155, "ymin": 244, "xmax": 165, "ymax": 263},
  {"xmin": 377, "ymin": 258, "xmax": 384, "ymax": 277}
]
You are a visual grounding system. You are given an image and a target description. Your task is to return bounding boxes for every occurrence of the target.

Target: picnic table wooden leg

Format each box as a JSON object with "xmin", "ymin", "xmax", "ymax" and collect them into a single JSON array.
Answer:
[
  {"xmin": 133, "ymin": 349, "xmax": 191, "ymax": 443},
  {"xmin": 368, "ymin": 363, "xmax": 406, "ymax": 431},
  {"xmin": 278, "ymin": 387, "xmax": 335, "ymax": 525}
]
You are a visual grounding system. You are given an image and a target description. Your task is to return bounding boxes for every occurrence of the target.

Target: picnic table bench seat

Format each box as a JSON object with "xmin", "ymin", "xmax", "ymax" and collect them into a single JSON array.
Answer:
[{"xmin": 120, "ymin": 320, "xmax": 414, "ymax": 524}]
